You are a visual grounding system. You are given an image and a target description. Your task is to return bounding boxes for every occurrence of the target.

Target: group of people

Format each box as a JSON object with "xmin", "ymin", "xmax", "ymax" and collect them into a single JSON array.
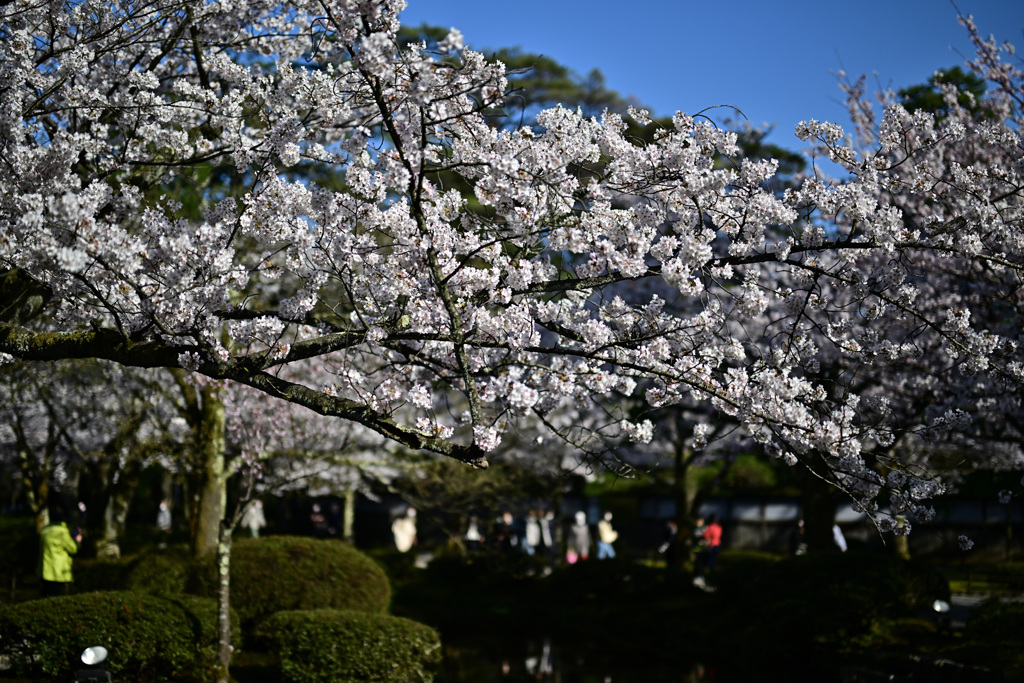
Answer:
[
  {"xmin": 391, "ymin": 507, "xmax": 623, "ymax": 565},
  {"xmin": 791, "ymin": 518, "xmax": 848, "ymax": 555},
  {"xmin": 658, "ymin": 513, "xmax": 724, "ymax": 589},
  {"xmin": 566, "ymin": 510, "xmax": 619, "ymax": 562},
  {"xmin": 459, "ymin": 509, "xmax": 560, "ymax": 557},
  {"xmin": 690, "ymin": 514, "xmax": 722, "ymax": 590}
]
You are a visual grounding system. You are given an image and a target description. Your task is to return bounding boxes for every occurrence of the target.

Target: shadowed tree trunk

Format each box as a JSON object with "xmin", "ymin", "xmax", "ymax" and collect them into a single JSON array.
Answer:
[
  {"xmin": 667, "ymin": 412, "xmax": 734, "ymax": 570},
  {"xmin": 799, "ymin": 467, "xmax": 839, "ymax": 553},
  {"xmin": 175, "ymin": 377, "xmax": 229, "ymax": 559},
  {"xmin": 166, "ymin": 373, "xmax": 235, "ymax": 680},
  {"xmin": 14, "ymin": 419, "xmax": 54, "ymax": 533},
  {"xmin": 95, "ymin": 462, "xmax": 142, "ymax": 558}
]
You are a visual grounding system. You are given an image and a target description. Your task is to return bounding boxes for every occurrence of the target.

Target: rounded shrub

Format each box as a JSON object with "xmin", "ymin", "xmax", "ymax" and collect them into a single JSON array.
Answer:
[
  {"xmin": 0, "ymin": 591, "xmax": 235, "ymax": 682},
  {"xmin": 713, "ymin": 551, "xmax": 950, "ymax": 660},
  {"xmin": 123, "ymin": 547, "xmax": 193, "ymax": 594},
  {"xmin": 263, "ymin": 609, "xmax": 441, "ymax": 683},
  {"xmin": 966, "ymin": 597, "xmax": 1024, "ymax": 645},
  {"xmin": 0, "ymin": 516, "xmax": 39, "ymax": 579},
  {"xmin": 194, "ymin": 537, "xmax": 391, "ymax": 632},
  {"xmin": 75, "ymin": 547, "xmax": 193, "ymax": 594},
  {"xmin": 73, "ymin": 555, "xmax": 135, "ymax": 592}
]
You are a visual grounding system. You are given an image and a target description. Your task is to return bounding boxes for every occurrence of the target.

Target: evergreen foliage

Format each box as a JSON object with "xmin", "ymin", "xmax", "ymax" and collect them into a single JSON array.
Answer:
[
  {"xmin": 262, "ymin": 609, "xmax": 441, "ymax": 683},
  {"xmin": 0, "ymin": 591, "xmax": 231, "ymax": 681}
]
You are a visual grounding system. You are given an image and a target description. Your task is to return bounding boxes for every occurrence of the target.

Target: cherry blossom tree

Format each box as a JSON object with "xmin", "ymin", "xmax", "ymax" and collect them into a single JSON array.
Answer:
[
  {"xmin": 780, "ymin": 18, "xmax": 1024, "ymax": 540},
  {"xmin": 5, "ymin": 0, "xmax": 1024, "ymax": 677},
  {"xmin": 0, "ymin": 359, "xmax": 165, "ymax": 545},
  {"xmin": 0, "ymin": 0, "xmax": 1019, "ymax": 577},
  {"xmin": 3, "ymin": 0, "xmax": 1023, "ymax": 545}
]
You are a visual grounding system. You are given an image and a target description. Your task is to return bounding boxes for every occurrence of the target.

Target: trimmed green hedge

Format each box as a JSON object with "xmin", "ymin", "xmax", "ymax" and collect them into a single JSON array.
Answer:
[
  {"xmin": 0, "ymin": 516, "xmax": 38, "ymax": 579},
  {"xmin": 966, "ymin": 597, "xmax": 1024, "ymax": 645},
  {"xmin": 78, "ymin": 537, "xmax": 392, "ymax": 635},
  {"xmin": 195, "ymin": 537, "xmax": 392, "ymax": 631},
  {"xmin": 711, "ymin": 551, "xmax": 949, "ymax": 663},
  {"xmin": 75, "ymin": 548, "xmax": 192, "ymax": 595},
  {"xmin": 0, "ymin": 591, "xmax": 235, "ymax": 682},
  {"xmin": 126, "ymin": 548, "xmax": 194, "ymax": 594},
  {"xmin": 263, "ymin": 609, "xmax": 441, "ymax": 683}
]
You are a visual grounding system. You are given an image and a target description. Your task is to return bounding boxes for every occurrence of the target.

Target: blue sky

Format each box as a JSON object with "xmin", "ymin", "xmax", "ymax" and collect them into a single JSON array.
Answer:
[{"xmin": 399, "ymin": 0, "xmax": 1024, "ymax": 149}]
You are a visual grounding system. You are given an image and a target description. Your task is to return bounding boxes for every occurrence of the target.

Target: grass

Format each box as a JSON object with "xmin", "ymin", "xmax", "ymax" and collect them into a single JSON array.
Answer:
[{"xmin": 941, "ymin": 561, "xmax": 1024, "ymax": 595}]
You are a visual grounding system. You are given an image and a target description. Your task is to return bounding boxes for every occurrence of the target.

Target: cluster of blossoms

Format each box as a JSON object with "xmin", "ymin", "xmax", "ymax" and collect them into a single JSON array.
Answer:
[{"xmin": 2, "ymin": 0, "xmax": 1022, "ymax": 525}]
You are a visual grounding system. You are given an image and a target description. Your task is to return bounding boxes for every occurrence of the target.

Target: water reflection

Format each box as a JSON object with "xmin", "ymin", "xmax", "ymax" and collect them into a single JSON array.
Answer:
[
  {"xmin": 522, "ymin": 638, "xmax": 552, "ymax": 678},
  {"xmin": 438, "ymin": 634, "xmax": 714, "ymax": 683}
]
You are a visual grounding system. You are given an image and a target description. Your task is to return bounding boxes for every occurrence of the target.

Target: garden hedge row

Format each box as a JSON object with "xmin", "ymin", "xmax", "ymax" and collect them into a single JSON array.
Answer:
[
  {"xmin": 262, "ymin": 609, "xmax": 442, "ymax": 683},
  {"xmin": 76, "ymin": 536, "xmax": 392, "ymax": 633},
  {"xmin": 219, "ymin": 536, "xmax": 392, "ymax": 629},
  {"xmin": 0, "ymin": 591, "xmax": 233, "ymax": 682}
]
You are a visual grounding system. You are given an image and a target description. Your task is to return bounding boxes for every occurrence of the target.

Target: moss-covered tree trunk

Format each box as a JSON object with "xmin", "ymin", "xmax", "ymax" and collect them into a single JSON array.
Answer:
[
  {"xmin": 168, "ymin": 371, "xmax": 235, "ymax": 679},
  {"xmin": 342, "ymin": 488, "xmax": 355, "ymax": 543},
  {"xmin": 187, "ymin": 381, "xmax": 236, "ymax": 682},
  {"xmin": 95, "ymin": 462, "xmax": 141, "ymax": 559},
  {"xmin": 15, "ymin": 426, "xmax": 53, "ymax": 533},
  {"xmin": 189, "ymin": 383, "xmax": 228, "ymax": 559}
]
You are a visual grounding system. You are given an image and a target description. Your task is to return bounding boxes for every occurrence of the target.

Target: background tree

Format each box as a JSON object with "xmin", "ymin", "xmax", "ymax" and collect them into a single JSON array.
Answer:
[{"xmin": 0, "ymin": 360, "xmax": 162, "ymax": 545}]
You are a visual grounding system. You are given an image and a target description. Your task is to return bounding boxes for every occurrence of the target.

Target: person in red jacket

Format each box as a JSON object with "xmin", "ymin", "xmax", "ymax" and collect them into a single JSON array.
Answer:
[{"xmin": 693, "ymin": 513, "xmax": 722, "ymax": 588}]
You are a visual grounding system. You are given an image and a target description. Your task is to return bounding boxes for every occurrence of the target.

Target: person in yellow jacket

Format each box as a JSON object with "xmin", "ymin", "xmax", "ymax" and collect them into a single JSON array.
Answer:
[
  {"xmin": 38, "ymin": 505, "xmax": 82, "ymax": 597},
  {"xmin": 597, "ymin": 511, "xmax": 618, "ymax": 559}
]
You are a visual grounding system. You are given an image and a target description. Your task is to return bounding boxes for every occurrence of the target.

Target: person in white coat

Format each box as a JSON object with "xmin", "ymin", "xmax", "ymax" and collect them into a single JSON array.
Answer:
[
  {"xmin": 241, "ymin": 500, "xmax": 267, "ymax": 538},
  {"xmin": 392, "ymin": 507, "xmax": 417, "ymax": 553}
]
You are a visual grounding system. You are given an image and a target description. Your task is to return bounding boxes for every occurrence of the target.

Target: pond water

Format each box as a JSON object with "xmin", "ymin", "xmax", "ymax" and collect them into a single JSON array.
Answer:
[{"xmin": 436, "ymin": 635, "xmax": 716, "ymax": 683}]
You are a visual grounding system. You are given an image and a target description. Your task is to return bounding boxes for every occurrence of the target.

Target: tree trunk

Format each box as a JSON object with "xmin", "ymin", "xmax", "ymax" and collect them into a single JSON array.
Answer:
[
  {"xmin": 177, "ymin": 380, "xmax": 233, "ymax": 681},
  {"xmin": 215, "ymin": 521, "xmax": 233, "ymax": 683},
  {"xmin": 84, "ymin": 458, "xmax": 113, "ymax": 555},
  {"xmin": 800, "ymin": 469, "xmax": 838, "ymax": 552},
  {"xmin": 342, "ymin": 488, "xmax": 355, "ymax": 543},
  {"xmin": 95, "ymin": 466, "xmax": 139, "ymax": 559},
  {"xmin": 894, "ymin": 516, "xmax": 911, "ymax": 560},
  {"xmin": 671, "ymin": 438, "xmax": 689, "ymax": 569},
  {"xmin": 190, "ymin": 383, "xmax": 227, "ymax": 558},
  {"xmin": 17, "ymin": 446, "xmax": 50, "ymax": 533}
]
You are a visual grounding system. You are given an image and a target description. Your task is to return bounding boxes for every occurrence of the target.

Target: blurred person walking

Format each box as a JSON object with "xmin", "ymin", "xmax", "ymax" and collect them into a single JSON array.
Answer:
[
  {"xmin": 392, "ymin": 507, "xmax": 417, "ymax": 553},
  {"xmin": 694, "ymin": 514, "xmax": 722, "ymax": 588},
  {"xmin": 658, "ymin": 520, "xmax": 679, "ymax": 569},
  {"xmin": 38, "ymin": 504, "xmax": 82, "ymax": 597},
  {"xmin": 242, "ymin": 499, "xmax": 267, "ymax": 538},
  {"xmin": 567, "ymin": 511, "xmax": 591, "ymax": 563},
  {"xmin": 596, "ymin": 511, "xmax": 618, "ymax": 559},
  {"xmin": 156, "ymin": 499, "xmax": 172, "ymax": 547}
]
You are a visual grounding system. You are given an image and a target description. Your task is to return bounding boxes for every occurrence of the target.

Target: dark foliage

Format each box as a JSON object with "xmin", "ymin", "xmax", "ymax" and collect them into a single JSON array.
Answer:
[
  {"xmin": 76, "ymin": 537, "xmax": 392, "ymax": 639},
  {"xmin": 0, "ymin": 591, "xmax": 233, "ymax": 682},
  {"xmin": 261, "ymin": 609, "xmax": 441, "ymax": 683},
  {"xmin": 214, "ymin": 537, "xmax": 391, "ymax": 632}
]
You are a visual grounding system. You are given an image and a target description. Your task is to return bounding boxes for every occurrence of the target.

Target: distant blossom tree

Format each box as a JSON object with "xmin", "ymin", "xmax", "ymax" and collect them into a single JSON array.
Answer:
[{"xmin": 0, "ymin": 360, "xmax": 165, "ymax": 546}]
